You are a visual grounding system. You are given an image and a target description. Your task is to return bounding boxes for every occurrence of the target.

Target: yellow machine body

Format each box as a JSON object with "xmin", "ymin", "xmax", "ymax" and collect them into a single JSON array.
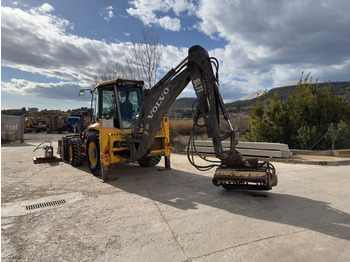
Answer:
[{"xmin": 88, "ymin": 116, "xmax": 171, "ymax": 170}]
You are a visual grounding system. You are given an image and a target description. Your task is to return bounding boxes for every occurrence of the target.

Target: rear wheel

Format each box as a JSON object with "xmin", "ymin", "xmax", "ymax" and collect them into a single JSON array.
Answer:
[
  {"xmin": 138, "ymin": 155, "xmax": 162, "ymax": 167},
  {"xmin": 86, "ymin": 132, "xmax": 101, "ymax": 176},
  {"xmin": 68, "ymin": 138, "xmax": 84, "ymax": 166}
]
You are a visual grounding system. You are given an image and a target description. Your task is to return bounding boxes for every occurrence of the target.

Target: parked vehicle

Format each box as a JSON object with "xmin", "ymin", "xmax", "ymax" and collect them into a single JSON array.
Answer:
[
  {"xmin": 67, "ymin": 116, "xmax": 84, "ymax": 133},
  {"xmin": 24, "ymin": 117, "xmax": 42, "ymax": 133},
  {"xmin": 39, "ymin": 120, "xmax": 47, "ymax": 131},
  {"xmin": 46, "ymin": 115, "xmax": 63, "ymax": 133}
]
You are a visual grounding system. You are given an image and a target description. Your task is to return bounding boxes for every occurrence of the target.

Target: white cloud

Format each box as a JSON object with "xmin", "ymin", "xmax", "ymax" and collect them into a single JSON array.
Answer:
[
  {"xmin": 127, "ymin": 0, "xmax": 165, "ymax": 26},
  {"xmin": 159, "ymin": 16, "xmax": 181, "ymax": 31},
  {"xmin": 125, "ymin": 0, "xmax": 349, "ymax": 100},
  {"xmin": 100, "ymin": 6, "xmax": 114, "ymax": 21},
  {"xmin": 2, "ymin": 79, "xmax": 91, "ymax": 101},
  {"xmin": 2, "ymin": 1, "xmax": 350, "ymax": 105},
  {"xmin": 1, "ymin": 6, "xmax": 194, "ymax": 101},
  {"xmin": 106, "ymin": 11, "xmax": 114, "ymax": 21},
  {"xmin": 171, "ymin": 0, "xmax": 195, "ymax": 16},
  {"xmin": 1, "ymin": 6, "xmax": 130, "ymax": 100},
  {"xmin": 193, "ymin": 0, "xmax": 350, "ymax": 95},
  {"xmin": 196, "ymin": 0, "xmax": 350, "ymax": 64},
  {"xmin": 161, "ymin": 45, "xmax": 188, "ymax": 66},
  {"xmin": 39, "ymin": 3, "xmax": 54, "ymax": 13},
  {"xmin": 127, "ymin": 0, "xmax": 195, "ymax": 31},
  {"xmin": 2, "ymin": 6, "xmax": 127, "ymax": 82},
  {"xmin": 31, "ymin": 3, "xmax": 54, "ymax": 14}
]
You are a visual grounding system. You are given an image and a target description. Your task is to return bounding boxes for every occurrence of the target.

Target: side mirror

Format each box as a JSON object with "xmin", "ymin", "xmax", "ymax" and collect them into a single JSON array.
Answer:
[{"xmin": 79, "ymin": 90, "xmax": 85, "ymax": 98}]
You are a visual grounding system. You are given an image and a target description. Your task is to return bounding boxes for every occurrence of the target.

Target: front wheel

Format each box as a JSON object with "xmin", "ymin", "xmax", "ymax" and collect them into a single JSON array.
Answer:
[{"xmin": 86, "ymin": 132, "xmax": 101, "ymax": 176}]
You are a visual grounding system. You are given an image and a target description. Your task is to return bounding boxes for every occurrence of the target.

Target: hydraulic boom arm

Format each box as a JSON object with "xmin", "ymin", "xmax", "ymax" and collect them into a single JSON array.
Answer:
[
  {"xmin": 128, "ymin": 45, "xmax": 238, "ymax": 161},
  {"xmin": 128, "ymin": 45, "xmax": 277, "ymax": 190}
]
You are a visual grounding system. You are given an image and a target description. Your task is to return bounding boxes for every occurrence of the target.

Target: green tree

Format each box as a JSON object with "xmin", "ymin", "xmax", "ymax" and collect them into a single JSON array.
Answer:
[
  {"xmin": 247, "ymin": 95, "xmax": 270, "ymax": 142},
  {"xmin": 247, "ymin": 91, "xmax": 288, "ymax": 143},
  {"xmin": 264, "ymin": 91, "xmax": 288, "ymax": 142},
  {"xmin": 248, "ymin": 73, "xmax": 350, "ymax": 149}
]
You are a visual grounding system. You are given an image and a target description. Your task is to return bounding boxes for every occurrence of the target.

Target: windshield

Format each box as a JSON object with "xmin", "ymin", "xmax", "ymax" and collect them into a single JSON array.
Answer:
[
  {"xmin": 95, "ymin": 84, "xmax": 143, "ymax": 129},
  {"xmin": 118, "ymin": 86, "xmax": 142, "ymax": 129}
]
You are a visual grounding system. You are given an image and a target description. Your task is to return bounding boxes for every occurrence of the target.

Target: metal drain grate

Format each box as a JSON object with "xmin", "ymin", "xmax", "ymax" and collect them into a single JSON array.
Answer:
[{"xmin": 26, "ymin": 199, "xmax": 66, "ymax": 210}]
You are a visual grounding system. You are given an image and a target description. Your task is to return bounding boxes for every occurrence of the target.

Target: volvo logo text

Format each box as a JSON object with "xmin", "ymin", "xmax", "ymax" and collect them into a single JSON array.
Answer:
[{"xmin": 147, "ymin": 88, "xmax": 170, "ymax": 119}]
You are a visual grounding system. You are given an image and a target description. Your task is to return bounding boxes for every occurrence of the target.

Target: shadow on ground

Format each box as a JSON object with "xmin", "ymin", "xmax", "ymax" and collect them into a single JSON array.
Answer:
[{"xmin": 98, "ymin": 163, "xmax": 350, "ymax": 242}]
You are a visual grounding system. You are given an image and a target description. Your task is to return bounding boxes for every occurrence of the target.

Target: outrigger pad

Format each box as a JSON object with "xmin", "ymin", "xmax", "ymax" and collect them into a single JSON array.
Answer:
[{"xmin": 212, "ymin": 161, "xmax": 278, "ymax": 190}]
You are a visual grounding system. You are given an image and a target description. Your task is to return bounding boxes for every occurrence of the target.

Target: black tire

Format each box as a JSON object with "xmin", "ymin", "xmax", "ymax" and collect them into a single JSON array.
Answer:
[
  {"xmin": 86, "ymin": 132, "xmax": 101, "ymax": 176},
  {"xmin": 68, "ymin": 138, "xmax": 84, "ymax": 166},
  {"xmin": 138, "ymin": 155, "xmax": 162, "ymax": 167}
]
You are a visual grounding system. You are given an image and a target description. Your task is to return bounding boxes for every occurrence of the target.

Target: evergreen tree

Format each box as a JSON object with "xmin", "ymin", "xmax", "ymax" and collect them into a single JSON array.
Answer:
[{"xmin": 248, "ymin": 73, "xmax": 350, "ymax": 149}]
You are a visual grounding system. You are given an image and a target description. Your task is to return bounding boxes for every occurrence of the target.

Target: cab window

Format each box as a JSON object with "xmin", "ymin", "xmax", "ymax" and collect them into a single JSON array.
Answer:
[{"xmin": 118, "ymin": 86, "xmax": 142, "ymax": 129}]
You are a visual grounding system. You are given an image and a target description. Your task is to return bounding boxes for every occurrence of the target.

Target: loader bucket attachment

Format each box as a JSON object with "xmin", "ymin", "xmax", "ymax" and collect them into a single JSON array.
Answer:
[{"xmin": 212, "ymin": 157, "xmax": 278, "ymax": 191}]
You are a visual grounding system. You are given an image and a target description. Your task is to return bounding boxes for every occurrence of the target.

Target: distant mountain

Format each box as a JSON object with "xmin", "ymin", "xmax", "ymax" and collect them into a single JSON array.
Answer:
[
  {"xmin": 169, "ymin": 81, "xmax": 349, "ymax": 111},
  {"xmin": 239, "ymin": 89, "xmax": 267, "ymax": 101},
  {"xmin": 226, "ymin": 81, "xmax": 350, "ymax": 109},
  {"xmin": 171, "ymin": 97, "xmax": 197, "ymax": 109}
]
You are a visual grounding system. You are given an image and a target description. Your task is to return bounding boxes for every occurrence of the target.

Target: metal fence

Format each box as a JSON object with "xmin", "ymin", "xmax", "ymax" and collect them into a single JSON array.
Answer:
[{"xmin": 1, "ymin": 115, "xmax": 24, "ymax": 143}]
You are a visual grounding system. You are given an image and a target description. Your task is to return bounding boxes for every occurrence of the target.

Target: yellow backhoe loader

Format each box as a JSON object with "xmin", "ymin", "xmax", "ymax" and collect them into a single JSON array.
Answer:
[{"xmin": 58, "ymin": 45, "xmax": 277, "ymax": 190}]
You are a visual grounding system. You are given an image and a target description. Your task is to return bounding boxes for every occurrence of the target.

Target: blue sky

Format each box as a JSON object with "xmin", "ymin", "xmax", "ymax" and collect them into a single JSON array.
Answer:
[{"xmin": 2, "ymin": 0, "xmax": 350, "ymax": 110}]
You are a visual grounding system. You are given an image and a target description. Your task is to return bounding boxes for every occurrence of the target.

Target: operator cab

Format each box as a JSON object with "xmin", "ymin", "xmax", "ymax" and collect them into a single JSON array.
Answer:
[{"xmin": 81, "ymin": 79, "xmax": 144, "ymax": 129}]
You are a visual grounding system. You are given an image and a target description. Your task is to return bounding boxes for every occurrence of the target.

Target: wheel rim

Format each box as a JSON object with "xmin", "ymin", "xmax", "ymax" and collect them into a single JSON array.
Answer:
[
  {"xmin": 69, "ymin": 145, "xmax": 73, "ymax": 161},
  {"xmin": 88, "ymin": 142, "xmax": 98, "ymax": 167}
]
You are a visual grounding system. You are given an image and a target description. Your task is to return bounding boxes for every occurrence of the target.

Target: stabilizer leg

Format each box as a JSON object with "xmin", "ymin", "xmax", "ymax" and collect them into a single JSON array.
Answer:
[{"xmin": 158, "ymin": 156, "xmax": 171, "ymax": 171}]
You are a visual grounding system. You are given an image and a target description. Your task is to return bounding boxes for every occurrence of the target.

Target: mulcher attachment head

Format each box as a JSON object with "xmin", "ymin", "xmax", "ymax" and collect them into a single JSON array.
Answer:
[{"xmin": 212, "ymin": 155, "xmax": 278, "ymax": 190}]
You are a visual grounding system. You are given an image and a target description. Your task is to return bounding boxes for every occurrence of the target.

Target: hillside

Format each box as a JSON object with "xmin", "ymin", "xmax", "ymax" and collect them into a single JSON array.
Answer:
[
  {"xmin": 226, "ymin": 81, "xmax": 350, "ymax": 109},
  {"xmin": 170, "ymin": 97, "xmax": 197, "ymax": 109},
  {"xmin": 167, "ymin": 81, "xmax": 349, "ymax": 117}
]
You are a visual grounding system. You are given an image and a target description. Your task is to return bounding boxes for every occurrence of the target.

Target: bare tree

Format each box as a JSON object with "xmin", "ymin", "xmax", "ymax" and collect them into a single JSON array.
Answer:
[
  {"xmin": 93, "ymin": 62, "xmax": 124, "ymax": 86},
  {"xmin": 125, "ymin": 29, "xmax": 163, "ymax": 89},
  {"xmin": 92, "ymin": 29, "xmax": 163, "ymax": 89}
]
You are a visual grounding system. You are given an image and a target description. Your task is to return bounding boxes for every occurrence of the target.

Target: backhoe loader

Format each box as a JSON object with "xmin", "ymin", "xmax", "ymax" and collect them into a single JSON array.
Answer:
[
  {"xmin": 58, "ymin": 45, "xmax": 277, "ymax": 190},
  {"xmin": 24, "ymin": 117, "xmax": 42, "ymax": 133}
]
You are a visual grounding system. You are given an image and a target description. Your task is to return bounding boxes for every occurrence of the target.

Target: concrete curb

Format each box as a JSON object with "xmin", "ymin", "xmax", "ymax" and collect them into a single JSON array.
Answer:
[
  {"xmin": 175, "ymin": 151, "xmax": 350, "ymax": 166},
  {"xmin": 263, "ymin": 156, "xmax": 350, "ymax": 166}
]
